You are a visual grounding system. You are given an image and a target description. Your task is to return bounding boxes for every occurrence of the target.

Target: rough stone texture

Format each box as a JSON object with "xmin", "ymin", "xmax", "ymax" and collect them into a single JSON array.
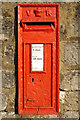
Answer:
[
  {"xmin": 59, "ymin": 91, "xmax": 79, "ymax": 112},
  {"xmin": 2, "ymin": 3, "xmax": 14, "ymax": 39},
  {"xmin": 61, "ymin": 111, "xmax": 79, "ymax": 118},
  {"xmin": 61, "ymin": 42, "xmax": 80, "ymax": 66},
  {"xmin": 2, "ymin": 42, "xmax": 15, "ymax": 70},
  {"xmin": 48, "ymin": 115, "xmax": 59, "ymax": 118},
  {"xmin": 60, "ymin": 70, "xmax": 80, "ymax": 91},
  {"xmin": 2, "ymin": 3, "xmax": 15, "ymax": 71},
  {"xmin": 2, "ymin": 71, "xmax": 15, "ymax": 88},
  {"xmin": 0, "ymin": 71, "xmax": 2, "ymax": 92},
  {"xmin": 0, "ymin": 34, "xmax": 4, "ymax": 41},
  {"xmin": 0, "ymin": 4, "xmax": 2, "ymax": 35},
  {"xmin": 2, "ymin": 88, "xmax": 15, "ymax": 112},
  {"xmin": 3, "ymin": 18, "xmax": 13, "ymax": 38},
  {"xmin": 60, "ymin": 3, "xmax": 80, "ymax": 40},
  {"xmin": 1, "ymin": 2, "xmax": 80, "ymax": 119},
  {"xmin": 21, "ymin": 115, "xmax": 50, "ymax": 118},
  {"xmin": 0, "ymin": 40, "xmax": 2, "ymax": 70},
  {"xmin": 3, "ymin": 43, "xmax": 14, "ymax": 64},
  {"xmin": 0, "ymin": 112, "xmax": 22, "ymax": 118},
  {"xmin": 0, "ymin": 40, "xmax": 2, "ymax": 55},
  {"xmin": 0, "ymin": 92, "xmax": 7, "ymax": 111}
]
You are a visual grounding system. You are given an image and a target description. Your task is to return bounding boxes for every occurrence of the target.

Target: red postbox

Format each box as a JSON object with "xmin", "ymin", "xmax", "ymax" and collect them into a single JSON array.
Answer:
[{"xmin": 18, "ymin": 4, "xmax": 60, "ymax": 115}]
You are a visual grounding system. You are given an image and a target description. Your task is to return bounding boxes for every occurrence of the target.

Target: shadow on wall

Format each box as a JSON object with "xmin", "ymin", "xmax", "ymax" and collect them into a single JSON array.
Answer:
[{"xmin": 14, "ymin": 6, "xmax": 18, "ymax": 114}]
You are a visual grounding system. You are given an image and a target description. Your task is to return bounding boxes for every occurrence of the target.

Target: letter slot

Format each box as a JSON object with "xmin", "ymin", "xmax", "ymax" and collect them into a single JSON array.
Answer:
[{"xmin": 21, "ymin": 21, "xmax": 55, "ymax": 31}]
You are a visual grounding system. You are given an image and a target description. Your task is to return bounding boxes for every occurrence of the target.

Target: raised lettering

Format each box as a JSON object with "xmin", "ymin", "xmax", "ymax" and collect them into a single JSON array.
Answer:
[
  {"xmin": 26, "ymin": 10, "xmax": 30, "ymax": 16},
  {"xmin": 46, "ymin": 10, "xmax": 52, "ymax": 16}
]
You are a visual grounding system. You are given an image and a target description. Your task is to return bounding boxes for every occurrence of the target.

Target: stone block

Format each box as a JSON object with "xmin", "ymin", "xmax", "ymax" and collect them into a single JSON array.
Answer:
[
  {"xmin": 0, "ymin": 40, "xmax": 2, "ymax": 56},
  {"xmin": 48, "ymin": 115, "xmax": 59, "ymax": 118},
  {"xmin": 6, "ymin": 99, "xmax": 15, "ymax": 112},
  {"xmin": 61, "ymin": 111, "xmax": 79, "ymax": 118},
  {"xmin": 0, "ymin": 92, "xmax": 7, "ymax": 111},
  {"xmin": 0, "ymin": 112, "xmax": 6, "ymax": 119},
  {"xmin": 2, "ymin": 17, "xmax": 13, "ymax": 38},
  {"xmin": 2, "ymin": 88, "xmax": 15, "ymax": 112},
  {"xmin": 70, "ymin": 16, "xmax": 79, "ymax": 37},
  {"xmin": 3, "ymin": 44, "xmax": 14, "ymax": 64},
  {"xmin": 61, "ymin": 42, "xmax": 80, "ymax": 66},
  {"xmin": 2, "ymin": 71, "xmax": 15, "ymax": 88},
  {"xmin": 0, "ymin": 70, "xmax": 2, "ymax": 92},
  {"xmin": 0, "ymin": 34, "xmax": 4, "ymax": 41},
  {"xmin": 3, "ymin": 34, "xmax": 9, "ymax": 42},
  {"xmin": 60, "ymin": 3, "xmax": 80, "ymax": 40},
  {"xmin": 0, "ymin": 112, "xmax": 22, "ymax": 118},
  {"xmin": 2, "ymin": 3, "xmax": 14, "ymax": 39},
  {"xmin": 2, "ymin": 3, "xmax": 13, "ymax": 17},
  {"xmin": 59, "ymin": 91, "xmax": 79, "ymax": 112},
  {"xmin": 60, "ymin": 70, "xmax": 80, "ymax": 91},
  {"xmin": 2, "ymin": 42, "xmax": 15, "ymax": 70}
]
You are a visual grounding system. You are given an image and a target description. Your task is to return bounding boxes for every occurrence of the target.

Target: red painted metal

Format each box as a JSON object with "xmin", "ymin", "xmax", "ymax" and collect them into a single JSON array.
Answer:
[{"xmin": 18, "ymin": 4, "xmax": 60, "ymax": 115}]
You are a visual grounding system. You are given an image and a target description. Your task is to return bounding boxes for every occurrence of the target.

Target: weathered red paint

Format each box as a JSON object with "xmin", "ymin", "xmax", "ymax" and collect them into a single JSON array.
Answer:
[{"xmin": 18, "ymin": 4, "xmax": 60, "ymax": 115}]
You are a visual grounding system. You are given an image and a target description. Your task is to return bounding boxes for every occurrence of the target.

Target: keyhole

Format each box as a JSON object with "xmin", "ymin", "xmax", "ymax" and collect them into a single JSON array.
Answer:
[{"xmin": 32, "ymin": 78, "xmax": 34, "ymax": 82}]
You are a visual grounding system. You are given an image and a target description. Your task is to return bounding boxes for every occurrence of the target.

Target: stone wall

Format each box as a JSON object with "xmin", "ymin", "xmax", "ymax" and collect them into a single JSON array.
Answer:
[{"xmin": 0, "ymin": 2, "xmax": 80, "ymax": 119}]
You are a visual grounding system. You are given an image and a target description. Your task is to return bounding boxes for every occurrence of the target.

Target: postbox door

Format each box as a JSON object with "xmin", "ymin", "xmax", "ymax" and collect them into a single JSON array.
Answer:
[
  {"xmin": 18, "ymin": 4, "xmax": 60, "ymax": 114},
  {"xmin": 24, "ymin": 43, "xmax": 52, "ymax": 107}
]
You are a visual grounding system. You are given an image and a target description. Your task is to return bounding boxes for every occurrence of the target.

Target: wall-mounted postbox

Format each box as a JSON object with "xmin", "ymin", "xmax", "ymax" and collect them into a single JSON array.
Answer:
[{"xmin": 18, "ymin": 4, "xmax": 60, "ymax": 115}]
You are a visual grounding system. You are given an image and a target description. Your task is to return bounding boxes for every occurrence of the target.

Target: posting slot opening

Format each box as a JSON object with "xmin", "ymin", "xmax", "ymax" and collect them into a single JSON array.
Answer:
[{"xmin": 21, "ymin": 21, "xmax": 55, "ymax": 31}]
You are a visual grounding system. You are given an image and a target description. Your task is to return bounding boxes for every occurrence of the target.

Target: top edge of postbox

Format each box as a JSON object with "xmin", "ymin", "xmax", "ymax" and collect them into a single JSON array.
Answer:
[
  {"xmin": 18, "ymin": 3, "xmax": 60, "ymax": 23},
  {"xmin": 18, "ymin": 4, "xmax": 60, "ymax": 7}
]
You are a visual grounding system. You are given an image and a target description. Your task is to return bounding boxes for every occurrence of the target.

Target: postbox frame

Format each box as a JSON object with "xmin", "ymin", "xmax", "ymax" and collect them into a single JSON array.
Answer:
[{"xmin": 18, "ymin": 4, "xmax": 60, "ymax": 115}]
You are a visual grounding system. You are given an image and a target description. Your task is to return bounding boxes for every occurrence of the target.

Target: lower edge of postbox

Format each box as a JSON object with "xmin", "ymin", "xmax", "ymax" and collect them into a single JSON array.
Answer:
[{"xmin": 18, "ymin": 108, "xmax": 59, "ymax": 115}]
